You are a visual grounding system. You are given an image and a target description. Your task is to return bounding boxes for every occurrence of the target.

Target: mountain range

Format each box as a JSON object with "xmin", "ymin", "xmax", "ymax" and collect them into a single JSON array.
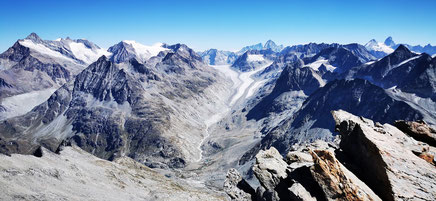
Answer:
[{"xmin": 0, "ymin": 33, "xmax": 435, "ymax": 200}]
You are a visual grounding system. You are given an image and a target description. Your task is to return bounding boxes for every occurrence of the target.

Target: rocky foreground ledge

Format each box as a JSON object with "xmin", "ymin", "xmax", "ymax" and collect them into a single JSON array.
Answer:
[{"xmin": 225, "ymin": 110, "xmax": 436, "ymax": 201}]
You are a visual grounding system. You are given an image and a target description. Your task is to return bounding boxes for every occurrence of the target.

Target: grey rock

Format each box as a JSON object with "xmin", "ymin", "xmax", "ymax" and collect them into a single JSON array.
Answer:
[
  {"xmin": 224, "ymin": 168, "xmax": 254, "ymax": 200},
  {"xmin": 333, "ymin": 110, "xmax": 436, "ymax": 201}
]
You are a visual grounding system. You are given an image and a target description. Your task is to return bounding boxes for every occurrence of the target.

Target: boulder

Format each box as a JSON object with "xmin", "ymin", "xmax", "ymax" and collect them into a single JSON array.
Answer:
[{"xmin": 253, "ymin": 147, "xmax": 288, "ymax": 190}]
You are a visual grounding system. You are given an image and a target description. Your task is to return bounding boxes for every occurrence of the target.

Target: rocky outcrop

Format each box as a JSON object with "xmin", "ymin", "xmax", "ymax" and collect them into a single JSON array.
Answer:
[
  {"xmin": 394, "ymin": 120, "xmax": 436, "ymax": 146},
  {"xmin": 333, "ymin": 110, "xmax": 436, "ymax": 201},
  {"xmin": 234, "ymin": 144, "xmax": 380, "ymax": 201},
  {"xmin": 309, "ymin": 150, "xmax": 378, "ymax": 201},
  {"xmin": 230, "ymin": 110, "xmax": 436, "ymax": 201}
]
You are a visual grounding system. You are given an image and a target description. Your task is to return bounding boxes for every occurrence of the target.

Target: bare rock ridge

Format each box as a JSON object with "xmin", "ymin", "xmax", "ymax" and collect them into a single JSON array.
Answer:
[{"xmin": 227, "ymin": 110, "xmax": 436, "ymax": 201}]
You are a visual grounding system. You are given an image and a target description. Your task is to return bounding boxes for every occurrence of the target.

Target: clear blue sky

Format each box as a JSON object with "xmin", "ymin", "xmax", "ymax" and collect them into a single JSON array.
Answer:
[{"xmin": 1, "ymin": 0, "xmax": 435, "ymax": 52}]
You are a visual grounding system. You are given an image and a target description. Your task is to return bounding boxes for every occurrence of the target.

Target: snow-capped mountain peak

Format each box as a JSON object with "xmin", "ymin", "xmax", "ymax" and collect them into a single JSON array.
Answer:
[
  {"xmin": 108, "ymin": 40, "xmax": 168, "ymax": 63},
  {"xmin": 263, "ymin": 40, "xmax": 284, "ymax": 52},
  {"xmin": 364, "ymin": 39, "xmax": 394, "ymax": 54},
  {"xmin": 17, "ymin": 33, "xmax": 110, "ymax": 65}
]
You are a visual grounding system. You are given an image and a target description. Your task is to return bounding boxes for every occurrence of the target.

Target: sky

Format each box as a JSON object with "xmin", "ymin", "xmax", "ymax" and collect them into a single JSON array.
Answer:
[{"xmin": 1, "ymin": 0, "xmax": 436, "ymax": 52}]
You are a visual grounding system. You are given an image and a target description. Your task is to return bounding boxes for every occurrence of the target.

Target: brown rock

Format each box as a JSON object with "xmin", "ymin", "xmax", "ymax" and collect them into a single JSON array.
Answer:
[
  {"xmin": 418, "ymin": 152, "xmax": 435, "ymax": 165},
  {"xmin": 309, "ymin": 149, "xmax": 379, "ymax": 201}
]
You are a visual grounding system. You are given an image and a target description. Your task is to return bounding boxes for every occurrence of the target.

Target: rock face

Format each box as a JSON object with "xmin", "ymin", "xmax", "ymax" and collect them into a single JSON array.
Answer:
[
  {"xmin": 230, "ymin": 111, "xmax": 436, "ymax": 201},
  {"xmin": 246, "ymin": 61, "xmax": 322, "ymax": 121}
]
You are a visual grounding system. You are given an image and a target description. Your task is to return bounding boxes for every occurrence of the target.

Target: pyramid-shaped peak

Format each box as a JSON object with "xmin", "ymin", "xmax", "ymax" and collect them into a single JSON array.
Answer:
[
  {"xmin": 393, "ymin": 44, "xmax": 411, "ymax": 54},
  {"xmin": 25, "ymin": 32, "xmax": 43, "ymax": 42}
]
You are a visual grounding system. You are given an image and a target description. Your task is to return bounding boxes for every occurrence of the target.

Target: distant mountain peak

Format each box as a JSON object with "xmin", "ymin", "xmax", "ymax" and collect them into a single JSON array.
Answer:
[
  {"xmin": 384, "ymin": 36, "xmax": 395, "ymax": 47},
  {"xmin": 264, "ymin": 40, "xmax": 276, "ymax": 46},
  {"xmin": 263, "ymin": 40, "xmax": 283, "ymax": 52},
  {"xmin": 25, "ymin": 32, "xmax": 43, "ymax": 43}
]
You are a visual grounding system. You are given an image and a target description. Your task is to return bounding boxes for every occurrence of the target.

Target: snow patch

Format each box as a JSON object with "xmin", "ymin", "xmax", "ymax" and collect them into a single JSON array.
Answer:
[
  {"xmin": 0, "ymin": 88, "xmax": 57, "ymax": 120},
  {"xmin": 305, "ymin": 59, "xmax": 336, "ymax": 72},
  {"xmin": 247, "ymin": 54, "xmax": 265, "ymax": 62},
  {"xmin": 393, "ymin": 56, "xmax": 421, "ymax": 69}
]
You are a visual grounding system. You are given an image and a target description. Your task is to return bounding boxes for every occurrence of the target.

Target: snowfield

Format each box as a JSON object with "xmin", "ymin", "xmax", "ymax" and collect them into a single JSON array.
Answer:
[
  {"xmin": 19, "ymin": 38, "xmax": 110, "ymax": 65},
  {"xmin": 122, "ymin": 41, "xmax": 168, "ymax": 62},
  {"xmin": 69, "ymin": 41, "xmax": 111, "ymax": 64},
  {"xmin": 19, "ymin": 40, "xmax": 77, "ymax": 63}
]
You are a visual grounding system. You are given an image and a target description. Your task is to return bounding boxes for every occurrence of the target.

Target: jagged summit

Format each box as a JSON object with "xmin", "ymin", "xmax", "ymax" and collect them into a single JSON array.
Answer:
[{"xmin": 384, "ymin": 36, "xmax": 396, "ymax": 47}]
